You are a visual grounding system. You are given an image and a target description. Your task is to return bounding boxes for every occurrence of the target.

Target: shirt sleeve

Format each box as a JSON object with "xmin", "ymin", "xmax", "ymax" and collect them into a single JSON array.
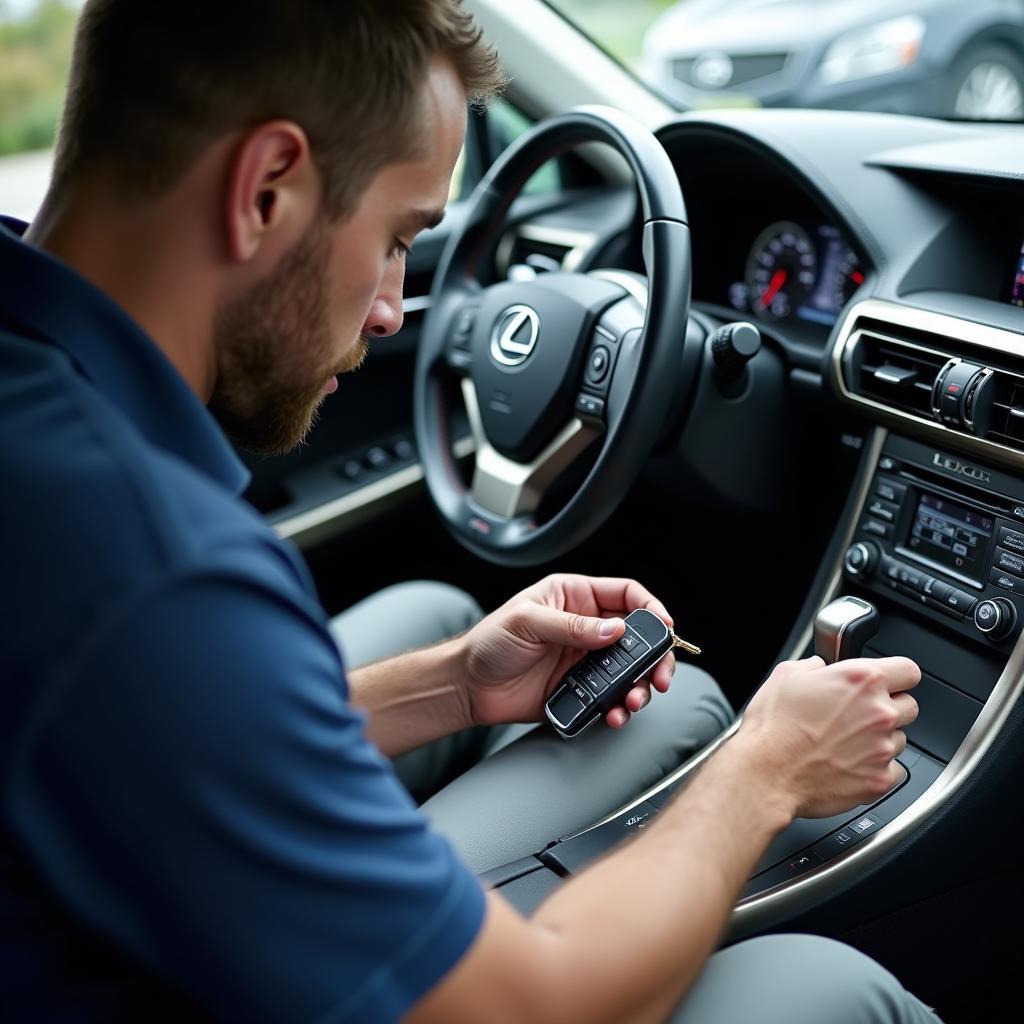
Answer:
[{"xmin": 8, "ymin": 569, "xmax": 486, "ymax": 1024}]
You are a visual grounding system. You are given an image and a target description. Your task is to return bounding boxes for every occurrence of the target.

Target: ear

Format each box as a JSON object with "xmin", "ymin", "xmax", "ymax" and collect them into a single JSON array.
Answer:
[{"xmin": 224, "ymin": 120, "xmax": 319, "ymax": 264}]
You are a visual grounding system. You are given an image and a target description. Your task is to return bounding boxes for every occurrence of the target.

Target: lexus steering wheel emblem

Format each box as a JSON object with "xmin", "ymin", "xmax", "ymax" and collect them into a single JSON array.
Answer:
[{"xmin": 490, "ymin": 305, "xmax": 540, "ymax": 367}]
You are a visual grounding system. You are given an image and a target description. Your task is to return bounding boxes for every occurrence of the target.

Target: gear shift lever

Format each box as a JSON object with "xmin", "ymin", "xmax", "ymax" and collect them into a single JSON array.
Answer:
[{"xmin": 814, "ymin": 596, "xmax": 880, "ymax": 664}]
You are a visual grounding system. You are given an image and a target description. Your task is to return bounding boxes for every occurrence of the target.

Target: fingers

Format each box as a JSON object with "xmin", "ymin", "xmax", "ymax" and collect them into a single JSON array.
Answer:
[
  {"xmin": 845, "ymin": 655, "xmax": 921, "ymax": 693},
  {"xmin": 515, "ymin": 602, "xmax": 624, "ymax": 650},
  {"xmin": 576, "ymin": 576, "xmax": 674, "ymax": 628},
  {"xmin": 605, "ymin": 706, "xmax": 631, "ymax": 729},
  {"xmin": 890, "ymin": 691, "xmax": 919, "ymax": 729},
  {"xmin": 651, "ymin": 651, "xmax": 675, "ymax": 692}
]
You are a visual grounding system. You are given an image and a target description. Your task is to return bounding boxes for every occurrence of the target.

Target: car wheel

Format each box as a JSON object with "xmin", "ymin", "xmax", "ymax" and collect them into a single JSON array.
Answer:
[{"xmin": 950, "ymin": 44, "xmax": 1024, "ymax": 120}]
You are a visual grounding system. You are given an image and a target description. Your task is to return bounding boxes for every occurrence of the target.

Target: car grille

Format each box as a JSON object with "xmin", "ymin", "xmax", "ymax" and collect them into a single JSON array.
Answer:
[{"xmin": 672, "ymin": 52, "xmax": 790, "ymax": 90}]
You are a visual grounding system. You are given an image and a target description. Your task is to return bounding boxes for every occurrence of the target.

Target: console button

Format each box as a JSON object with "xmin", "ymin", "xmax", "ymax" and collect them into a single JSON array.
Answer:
[
  {"xmin": 896, "ymin": 565, "xmax": 927, "ymax": 593},
  {"xmin": 995, "ymin": 547, "xmax": 1024, "ymax": 579},
  {"xmin": 928, "ymin": 587, "xmax": 977, "ymax": 618},
  {"xmin": 786, "ymin": 851, "xmax": 823, "ymax": 875},
  {"xmin": 862, "ymin": 519, "xmax": 892, "ymax": 539},
  {"xmin": 875, "ymin": 479, "xmax": 906, "ymax": 504},
  {"xmin": 868, "ymin": 499, "xmax": 898, "ymax": 523},
  {"xmin": 924, "ymin": 578, "xmax": 952, "ymax": 602},
  {"xmin": 991, "ymin": 568, "xmax": 1023, "ymax": 593},
  {"xmin": 878, "ymin": 457, "xmax": 898, "ymax": 471},
  {"xmin": 998, "ymin": 526, "xmax": 1024, "ymax": 554},
  {"xmin": 849, "ymin": 814, "xmax": 881, "ymax": 835},
  {"xmin": 365, "ymin": 446, "xmax": 391, "ymax": 470}
]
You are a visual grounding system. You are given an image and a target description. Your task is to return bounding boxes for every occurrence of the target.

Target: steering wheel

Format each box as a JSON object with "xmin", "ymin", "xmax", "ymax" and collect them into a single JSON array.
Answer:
[{"xmin": 414, "ymin": 106, "xmax": 691, "ymax": 567}]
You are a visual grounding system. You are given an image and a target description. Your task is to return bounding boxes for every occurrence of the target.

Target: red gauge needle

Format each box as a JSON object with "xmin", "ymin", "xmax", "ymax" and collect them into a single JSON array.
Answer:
[
  {"xmin": 761, "ymin": 268, "xmax": 788, "ymax": 306},
  {"xmin": 852, "ymin": 270, "xmax": 865, "ymax": 285}
]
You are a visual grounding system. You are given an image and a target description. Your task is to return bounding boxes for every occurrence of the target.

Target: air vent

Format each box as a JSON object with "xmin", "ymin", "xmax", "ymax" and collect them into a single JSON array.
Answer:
[
  {"xmin": 507, "ymin": 235, "xmax": 571, "ymax": 275},
  {"xmin": 496, "ymin": 226, "xmax": 597, "ymax": 280},
  {"xmin": 849, "ymin": 329, "xmax": 948, "ymax": 417},
  {"xmin": 973, "ymin": 370, "xmax": 1024, "ymax": 450}
]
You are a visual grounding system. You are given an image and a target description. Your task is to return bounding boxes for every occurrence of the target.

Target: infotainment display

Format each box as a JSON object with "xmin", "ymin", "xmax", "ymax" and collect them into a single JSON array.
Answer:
[
  {"xmin": 1011, "ymin": 233, "xmax": 1024, "ymax": 308},
  {"xmin": 907, "ymin": 493, "xmax": 993, "ymax": 584}
]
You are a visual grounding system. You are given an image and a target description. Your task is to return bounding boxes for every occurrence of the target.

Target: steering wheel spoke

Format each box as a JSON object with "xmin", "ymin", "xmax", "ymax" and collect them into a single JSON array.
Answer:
[{"xmin": 462, "ymin": 379, "xmax": 597, "ymax": 518}]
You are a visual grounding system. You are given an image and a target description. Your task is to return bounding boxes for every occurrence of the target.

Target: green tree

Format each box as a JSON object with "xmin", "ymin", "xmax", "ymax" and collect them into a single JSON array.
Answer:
[{"xmin": 0, "ymin": 0, "xmax": 77, "ymax": 156}]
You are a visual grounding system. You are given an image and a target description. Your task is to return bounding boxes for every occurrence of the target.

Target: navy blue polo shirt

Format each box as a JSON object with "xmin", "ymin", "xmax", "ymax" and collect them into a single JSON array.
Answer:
[{"xmin": 0, "ymin": 218, "xmax": 484, "ymax": 1022}]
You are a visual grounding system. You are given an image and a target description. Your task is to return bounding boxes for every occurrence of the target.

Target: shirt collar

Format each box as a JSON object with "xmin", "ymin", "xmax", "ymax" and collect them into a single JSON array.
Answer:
[{"xmin": 0, "ymin": 216, "xmax": 249, "ymax": 495}]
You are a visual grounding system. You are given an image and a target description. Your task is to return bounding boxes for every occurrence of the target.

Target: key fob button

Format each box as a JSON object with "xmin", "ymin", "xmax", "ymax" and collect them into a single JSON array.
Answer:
[
  {"xmin": 571, "ymin": 681, "xmax": 594, "ymax": 707},
  {"xmin": 577, "ymin": 665, "xmax": 607, "ymax": 695},
  {"xmin": 596, "ymin": 648, "xmax": 628, "ymax": 682},
  {"xmin": 615, "ymin": 630, "xmax": 646, "ymax": 661},
  {"xmin": 548, "ymin": 687, "xmax": 587, "ymax": 730}
]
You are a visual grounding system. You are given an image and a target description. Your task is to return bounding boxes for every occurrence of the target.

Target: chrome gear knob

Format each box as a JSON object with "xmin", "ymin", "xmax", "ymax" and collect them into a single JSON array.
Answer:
[{"xmin": 814, "ymin": 596, "xmax": 880, "ymax": 665}]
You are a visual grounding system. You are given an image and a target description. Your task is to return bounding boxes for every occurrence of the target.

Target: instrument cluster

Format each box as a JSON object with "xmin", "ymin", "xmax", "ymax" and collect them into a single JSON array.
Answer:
[{"xmin": 727, "ymin": 220, "xmax": 864, "ymax": 329}]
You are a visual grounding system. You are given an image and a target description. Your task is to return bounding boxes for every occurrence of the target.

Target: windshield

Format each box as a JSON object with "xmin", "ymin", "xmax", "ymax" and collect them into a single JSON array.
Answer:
[{"xmin": 550, "ymin": 0, "xmax": 1024, "ymax": 122}]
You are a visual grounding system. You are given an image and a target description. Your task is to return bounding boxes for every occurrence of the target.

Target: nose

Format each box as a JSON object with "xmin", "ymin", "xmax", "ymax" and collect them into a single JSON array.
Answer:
[{"xmin": 363, "ymin": 261, "xmax": 405, "ymax": 338}]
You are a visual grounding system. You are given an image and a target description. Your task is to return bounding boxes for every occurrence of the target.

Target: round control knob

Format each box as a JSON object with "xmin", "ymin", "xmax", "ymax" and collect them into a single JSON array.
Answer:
[
  {"xmin": 974, "ymin": 598, "xmax": 1017, "ymax": 641},
  {"xmin": 711, "ymin": 321, "xmax": 761, "ymax": 387},
  {"xmin": 844, "ymin": 541, "xmax": 880, "ymax": 579}
]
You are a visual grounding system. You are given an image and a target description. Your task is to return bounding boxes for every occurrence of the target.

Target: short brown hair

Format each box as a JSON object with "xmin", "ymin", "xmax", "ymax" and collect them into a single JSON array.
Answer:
[{"xmin": 53, "ymin": 1, "xmax": 505, "ymax": 217}]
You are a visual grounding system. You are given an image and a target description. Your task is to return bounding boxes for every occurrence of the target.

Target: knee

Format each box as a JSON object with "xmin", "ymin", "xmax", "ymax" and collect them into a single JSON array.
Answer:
[
  {"xmin": 659, "ymin": 664, "xmax": 734, "ymax": 736},
  {"xmin": 700, "ymin": 935, "xmax": 930, "ymax": 1024}
]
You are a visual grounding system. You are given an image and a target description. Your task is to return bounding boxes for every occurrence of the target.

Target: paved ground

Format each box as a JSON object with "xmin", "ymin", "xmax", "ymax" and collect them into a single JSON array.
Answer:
[{"xmin": 0, "ymin": 149, "xmax": 53, "ymax": 222}]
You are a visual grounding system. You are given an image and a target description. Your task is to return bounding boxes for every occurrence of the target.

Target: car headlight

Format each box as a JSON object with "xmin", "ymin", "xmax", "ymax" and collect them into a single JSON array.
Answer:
[{"xmin": 818, "ymin": 15, "xmax": 925, "ymax": 85}]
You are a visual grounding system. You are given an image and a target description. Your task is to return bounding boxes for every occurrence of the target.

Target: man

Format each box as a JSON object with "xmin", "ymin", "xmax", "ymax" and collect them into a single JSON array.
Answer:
[{"xmin": 0, "ymin": 1, "xmax": 936, "ymax": 1021}]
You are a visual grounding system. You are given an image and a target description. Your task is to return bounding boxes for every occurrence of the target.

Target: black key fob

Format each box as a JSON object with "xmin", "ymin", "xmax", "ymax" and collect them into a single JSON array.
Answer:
[{"xmin": 544, "ymin": 608, "xmax": 673, "ymax": 739}]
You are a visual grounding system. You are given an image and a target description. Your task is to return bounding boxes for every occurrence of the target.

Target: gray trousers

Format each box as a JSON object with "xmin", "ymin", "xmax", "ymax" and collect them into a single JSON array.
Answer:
[{"xmin": 331, "ymin": 582, "xmax": 939, "ymax": 1024}]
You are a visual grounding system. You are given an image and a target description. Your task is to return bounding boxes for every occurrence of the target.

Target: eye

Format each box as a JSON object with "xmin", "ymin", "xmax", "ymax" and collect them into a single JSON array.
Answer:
[{"xmin": 389, "ymin": 239, "xmax": 411, "ymax": 261}]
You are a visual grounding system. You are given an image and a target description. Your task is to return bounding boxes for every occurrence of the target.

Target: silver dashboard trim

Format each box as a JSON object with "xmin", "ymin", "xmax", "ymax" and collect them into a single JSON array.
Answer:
[
  {"xmin": 831, "ymin": 298, "xmax": 1024, "ymax": 472},
  {"xmin": 273, "ymin": 437, "xmax": 475, "ymax": 549}
]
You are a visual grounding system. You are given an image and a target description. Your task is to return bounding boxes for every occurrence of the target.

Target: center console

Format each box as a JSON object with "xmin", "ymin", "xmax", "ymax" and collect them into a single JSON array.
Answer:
[
  {"xmin": 484, "ymin": 426, "xmax": 1024, "ymax": 931},
  {"xmin": 844, "ymin": 434, "xmax": 1024, "ymax": 652}
]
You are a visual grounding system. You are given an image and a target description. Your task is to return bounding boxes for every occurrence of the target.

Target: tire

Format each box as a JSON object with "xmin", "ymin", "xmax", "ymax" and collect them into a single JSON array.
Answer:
[{"xmin": 948, "ymin": 43, "xmax": 1024, "ymax": 120}]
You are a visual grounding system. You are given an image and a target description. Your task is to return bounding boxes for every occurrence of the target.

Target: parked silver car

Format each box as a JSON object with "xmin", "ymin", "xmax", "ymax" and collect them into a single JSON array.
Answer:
[{"xmin": 641, "ymin": 0, "xmax": 1024, "ymax": 119}]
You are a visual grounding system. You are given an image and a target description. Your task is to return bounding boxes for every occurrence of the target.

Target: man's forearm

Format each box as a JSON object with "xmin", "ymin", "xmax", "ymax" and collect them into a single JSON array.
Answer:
[
  {"xmin": 525, "ymin": 730, "xmax": 795, "ymax": 1022},
  {"xmin": 347, "ymin": 638, "xmax": 473, "ymax": 757}
]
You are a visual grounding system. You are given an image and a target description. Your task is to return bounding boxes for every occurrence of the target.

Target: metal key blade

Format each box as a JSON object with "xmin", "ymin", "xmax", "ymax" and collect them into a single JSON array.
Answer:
[{"xmin": 671, "ymin": 633, "xmax": 701, "ymax": 656}]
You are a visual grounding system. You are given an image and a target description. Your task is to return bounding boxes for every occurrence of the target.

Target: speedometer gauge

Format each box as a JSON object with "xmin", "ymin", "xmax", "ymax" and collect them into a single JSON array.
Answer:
[
  {"xmin": 833, "ymin": 247, "xmax": 866, "ymax": 310},
  {"xmin": 745, "ymin": 222, "xmax": 818, "ymax": 319}
]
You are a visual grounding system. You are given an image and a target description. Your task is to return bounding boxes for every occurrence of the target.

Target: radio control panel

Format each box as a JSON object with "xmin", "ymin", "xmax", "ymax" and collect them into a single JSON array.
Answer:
[{"xmin": 845, "ymin": 437, "xmax": 1024, "ymax": 648}]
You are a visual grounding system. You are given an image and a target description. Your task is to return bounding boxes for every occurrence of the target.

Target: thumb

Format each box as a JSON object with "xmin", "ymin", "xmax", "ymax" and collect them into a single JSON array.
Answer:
[{"xmin": 518, "ymin": 605, "xmax": 624, "ymax": 650}]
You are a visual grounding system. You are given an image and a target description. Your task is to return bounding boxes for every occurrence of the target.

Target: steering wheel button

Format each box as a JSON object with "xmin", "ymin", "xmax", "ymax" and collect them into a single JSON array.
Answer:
[
  {"xmin": 575, "ymin": 393, "xmax": 605, "ymax": 419},
  {"xmin": 587, "ymin": 346, "xmax": 611, "ymax": 384}
]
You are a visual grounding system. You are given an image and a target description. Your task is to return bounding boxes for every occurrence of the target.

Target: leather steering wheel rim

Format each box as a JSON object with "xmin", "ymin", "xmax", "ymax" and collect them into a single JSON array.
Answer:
[{"xmin": 414, "ymin": 105, "xmax": 692, "ymax": 567}]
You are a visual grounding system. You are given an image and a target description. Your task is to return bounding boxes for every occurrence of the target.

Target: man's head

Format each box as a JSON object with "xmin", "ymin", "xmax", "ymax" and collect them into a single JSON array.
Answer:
[{"xmin": 50, "ymin": 1, "xmax": 505, "ymax": 453}]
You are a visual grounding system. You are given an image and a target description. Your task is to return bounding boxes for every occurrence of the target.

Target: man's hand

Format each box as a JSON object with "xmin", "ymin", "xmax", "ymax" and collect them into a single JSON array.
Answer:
[
  {"xmin": 458, "ymin": 573, "xmax": 677, "ymax": 730},
  {"xmin": 737, "ymin": 654, "xmax": 921, "ymax": 818}
]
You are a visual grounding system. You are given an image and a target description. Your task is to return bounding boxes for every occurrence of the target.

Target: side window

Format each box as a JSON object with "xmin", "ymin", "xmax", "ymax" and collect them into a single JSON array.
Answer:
[{"xmin": 451, "ymin": 98, "xmax": 563, "ymax": 202}]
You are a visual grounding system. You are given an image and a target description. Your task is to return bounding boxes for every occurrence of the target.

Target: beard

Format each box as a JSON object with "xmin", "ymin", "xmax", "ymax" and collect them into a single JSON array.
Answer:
[{"xmin": 209, "ymin": 217, "xmax": 368, "ymax": 456}]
